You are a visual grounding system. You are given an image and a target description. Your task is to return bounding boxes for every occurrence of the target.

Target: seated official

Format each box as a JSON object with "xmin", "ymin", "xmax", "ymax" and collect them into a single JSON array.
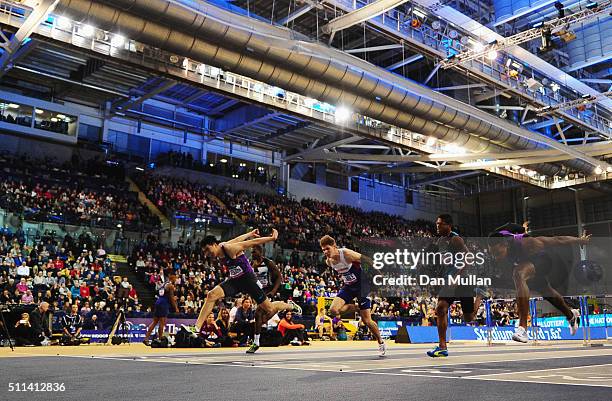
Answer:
[
  {"xmin": 29, "ymin": 302, "xmax": 51, "ymax": 345},
  {"xmin": 61, "ymin": 304, "xmax": 83, "ymax": 345}
]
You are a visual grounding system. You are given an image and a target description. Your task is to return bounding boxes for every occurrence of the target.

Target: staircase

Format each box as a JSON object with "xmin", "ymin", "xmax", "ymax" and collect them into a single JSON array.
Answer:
[
  {"xmin": 117, "ymin": 262, "xmax": 156, "ymax": 308},
  {"xmin": 126, "ymin": 176, "xmax": 171, "ymax": 229}
]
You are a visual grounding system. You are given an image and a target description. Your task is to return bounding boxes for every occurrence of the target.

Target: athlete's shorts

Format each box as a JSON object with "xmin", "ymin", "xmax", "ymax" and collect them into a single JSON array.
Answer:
[
  {"xmin": 153, "ymin": 301, "xmax": 170, "ymax": 318},
  {"xmin": 220, "ymin": 271, "xmax": 267, "ymax": 304},
  {"xmin": 526, "ymin": 250, "xmax": 572, "ymax": 296},
  {"xmin": 438, "ymin": 296, "xmax": 475, "ymax": 315},
  {"xmin": 337, "ymin": 285, "xmax": 371, "ymax": 310}
]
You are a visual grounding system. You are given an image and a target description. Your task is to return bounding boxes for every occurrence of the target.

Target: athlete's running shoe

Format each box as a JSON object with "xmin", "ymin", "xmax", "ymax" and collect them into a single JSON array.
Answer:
[
  {"xmin": 246, "ymin": 343, "xmax": 260, "ymax": 354},
  {"xmin": 288, "ymin": 300, "xmax": 302, "ymax": 315},
  {"xmin": 568, "ymin": 309, "xmax": 580, "ymax": 335},
  {"xmin": 378, "ymin": 341, "xmax": 387, "ymax": 357},
  {"xmin": 427, "ymin": 346, "xmax": 448, "ymax": 358},
  {"xmin": 512, "ymin": 326, "xmax": 529, "ymax": 343}
]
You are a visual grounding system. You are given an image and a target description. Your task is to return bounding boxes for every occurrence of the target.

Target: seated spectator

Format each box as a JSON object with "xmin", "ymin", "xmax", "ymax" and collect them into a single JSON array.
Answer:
[
  {"xmin": 314, "ymin": 308, "xmax": 333, "ymax": 339},
  {"xmin": 198, "ymin": 313, "xmax": 222, "ymax": 348},
  {"xmin": 215, "ymin": 308, "xmax": 236, "ymax": 347},
  {"xmin": 233, "ymin": 297, "xmax": 255, "ymax": 346},
  {"xmin": 20, "ymin": 289, "xmax": 34, "ymax": 305},
  {"xmin": 278, "ymin": 311, "xmax": 309, "ymax": 346},
  {"xmin": 14, "ymin": 312, "xmax": 35, "ymax": 346}
]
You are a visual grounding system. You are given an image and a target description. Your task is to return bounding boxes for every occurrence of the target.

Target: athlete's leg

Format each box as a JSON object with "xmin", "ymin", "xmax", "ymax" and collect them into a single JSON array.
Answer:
[
  {"xmin": 144, "ymin": 317, "xmax": 159, "ymax": 342},
  {"xmin": 513, "ymin": 262, "xmax": 536, "ymax": 329},
  {"xmin": 435, "ymin": 298, "xmax": 450, "ymax": 349},
  {"xmin": 542, "ymin": 285, "xmax": 573, "ymax": 320},
  {"xmin": 329, "ymin": 297, "xmax": 347, "ymax": 316},
  {"xmin": 254, "ymin": 299, "xmax": 274, "ymax": 337},
  {"xmin": 359, "ymin": 308, "xmax": 382, "ymax": 344},
  {"xmin": 195, "ymin": 285, "xmax": 225, "ymax": 330},
  {"xmin": 158, "ymin": 317, "xmax": 167, "ymax": 338}
]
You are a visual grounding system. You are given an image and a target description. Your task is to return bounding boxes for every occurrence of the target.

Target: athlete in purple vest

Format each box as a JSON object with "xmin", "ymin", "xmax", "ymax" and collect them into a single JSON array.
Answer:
[
  {"xmin": 196, "ymin": 228, "xmax": 299, "ymax": 353},
  {"xmin": 320, "ymin": 235, "xmax": 386, "ymax": 357},
  {"xmin": 488, "ymin": 223, "xmax": 590, "ymax": 343}
]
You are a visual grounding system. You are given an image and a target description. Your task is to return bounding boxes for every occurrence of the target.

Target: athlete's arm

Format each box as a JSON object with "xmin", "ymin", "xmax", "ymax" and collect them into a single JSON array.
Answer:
[
  {"xmin": 223, "ymin": 229, "xmax": 278, "ymax": 257},
  {"xmin": 267, "ymin": 259, "xmax": 282, "ymax": 296},
  {"xmin": 226, "ymin": 229, "xmax": 260, "ymax": 244},
  {"xmin": 167, "ymin": 284, "xmax": 179, "ymax": 313},
  {"xmin": 344, "ymin": 247, "xmax": 375, "ymax": 268},
  {"xmin": 450, "ymin": 236, "xmax": 469, "ymax": 253},
  {"xmin": 525, "ymin": 234, "xmax": 591, "ymax": 253}
]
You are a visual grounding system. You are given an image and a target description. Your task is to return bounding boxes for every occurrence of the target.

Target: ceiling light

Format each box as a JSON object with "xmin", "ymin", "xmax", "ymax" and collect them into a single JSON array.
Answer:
[
  {"xmin": 486, "ymin": 49, "xmax": 498, "ymax": 61},
  {"xmin": 7, "ymin": 103, "xmax": 19, "ymax": 109},
  {"xmin": 594, "ymin": 166, "xmax": 603, "ymax": 175},
  {"xmin": 220, "ymin": 158, "xmax": 228, "ymax": 163},
  {"xmin": 472, "ymin": 42, "xmax": 485, "ymax": 52},
  {"xmin": 334, "ymin": 106, "xmax": 351, "ymax": 123},
  {"xmin": 57, "ymin": 16, "xmax": 72, "ymax": 30},
  {"xmin": 110, "ymin": 34, "xmax": 125, "ymax": 47},
  {"xmin": 35, "ymin": 109, "xmax": 43, "ymax": 115},
  {"xmin": 80, "ymin": 24, "xmax": 95, "ymax": 38}
]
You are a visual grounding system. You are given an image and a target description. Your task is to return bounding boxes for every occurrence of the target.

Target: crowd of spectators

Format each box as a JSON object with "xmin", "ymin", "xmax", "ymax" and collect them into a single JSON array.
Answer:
[
  {"xmin": 0, "ymin": 153, "xmax": 160, "ymax": 230},
  {"xmin": 136, "ymin": 174, "xmax": 229, "ymax": 222},
  {"xmin": 0, "ymin": 228, "xmax": 141, "ymax": 345},
  {"xmin": 156, "ymin": 151, "xmax": 277, "ymax": 187}
]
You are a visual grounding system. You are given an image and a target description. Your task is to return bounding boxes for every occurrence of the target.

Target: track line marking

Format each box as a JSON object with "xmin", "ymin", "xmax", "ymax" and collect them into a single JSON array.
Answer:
[{"xmin": 466, "ymin": 363, "xmax": 612, "ymax": 378}]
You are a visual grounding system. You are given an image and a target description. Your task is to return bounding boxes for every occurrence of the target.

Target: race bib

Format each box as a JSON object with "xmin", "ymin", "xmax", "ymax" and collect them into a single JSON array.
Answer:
[
  {"xmin": 229, "ymin": 266, "xmax": 244, "ymax": 278},
  {"xmin": 342, "ymin": 273, "xmax": 357, "ymax": 284}
]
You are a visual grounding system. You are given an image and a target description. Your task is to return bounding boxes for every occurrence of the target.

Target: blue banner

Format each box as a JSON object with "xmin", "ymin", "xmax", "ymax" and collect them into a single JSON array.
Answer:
[
  {"xmin": 511, "ymin": 314, "xmax": 612, "ymax": 328},
  {"xmin": 404, "ymin": 326, "xmax": 609, "ymax": 343}
]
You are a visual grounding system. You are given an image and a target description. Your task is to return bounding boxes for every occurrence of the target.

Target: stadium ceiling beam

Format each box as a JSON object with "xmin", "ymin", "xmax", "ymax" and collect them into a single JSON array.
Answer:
[
  {"xmin": 474, "ymin": 90, "xmax": 510, "ymax": 103},
  {"xmin": 284, "ymin": 136, "xmax": 362, "ymax": 162},
  {"xmin": 297, "ymin": 142, "xmax": 612, "ymax": 163},
  {"xmin": 492, "ymin": 0, "xmax": 557, "ymax": 27},
  {"xmin": 477, "ymin": 105, "xmax": 525, "ymax": 111},
  {"xmin": 181, "ymin": 90, "xmax": 208, "ymax": 104},
  {"xmin": 277, "ymin": 4, "xmax": 314, "ymax": 25},
  {"xmin": 527, "ymin": 118, "xmax": 561, "ymax": 130},
  {"xmin": 387, "ymin": 54, "xmax": 423, "ymax": 71},
  {"xmin": 0, "ymin": 0, "xmax": 59, "ymax": 78},
  {"xmin": 370, "ymin": 151, "xmax": 612, "ymax": 173},
  {"xmin": 206, "ymin": 99, "xmax": 241, "ymax": 115},
  {"xmin": 435, "ymin": 83, "xmax": 487, "ymax": 92},
  {"xmin": 259, "ymin": 120, "xmax": 310, "ymax": 142},
  {"xmin": 222, "ymin": 112, "xmax": 281, "ymax": 135},
  {"xmin": 321, "ymin": 0, "xmax": 411, "ymax": 34},
  {"xmin": 580, "ymin": 79, "xmax": 612, "ymax": 85},
  {"xmin": 345, "ymin": 44, "xmax": 404, "ymax": 54},
  {"xmin": 336, "ymin": 144, "xmax": 390, "ymax": 149},
  {"xmin": 113, "ymin": 80, "xmax": 177, "ymax": 111},
  {"xmin": 410, "ymin": 172, "xmax": 481, "ymax": 187}
]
